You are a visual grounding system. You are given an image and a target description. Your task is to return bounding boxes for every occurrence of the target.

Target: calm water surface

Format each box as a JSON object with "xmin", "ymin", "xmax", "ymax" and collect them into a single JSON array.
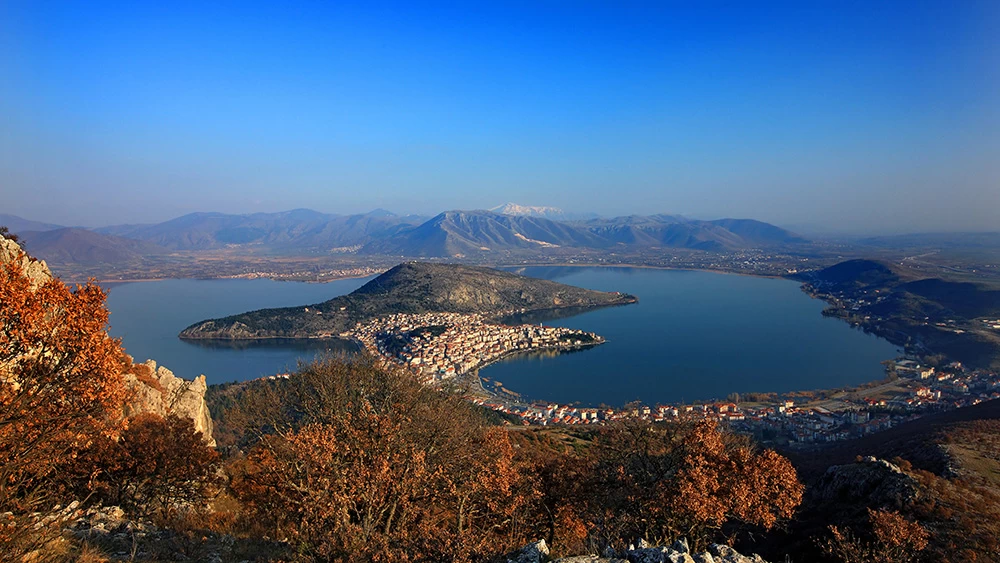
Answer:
[
  {"xmin": 482, "ymin": 267, "xmax": 899, "ymax": 406},
  {"xmin": 104, "ymin": 276, "xmax": 373, "ymax": 383},
  {"xmin": 103, "ymin": 268, "xmax": 899, "ymax": 405}
]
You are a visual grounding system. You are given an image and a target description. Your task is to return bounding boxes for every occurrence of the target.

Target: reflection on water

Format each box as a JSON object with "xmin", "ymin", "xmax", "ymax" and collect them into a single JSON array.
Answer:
[
  {"xmin": 104, "ymin": 276, "xmax": 374, "ymax": 384},
  {"xmin": 499, "ymin": 305, "xmax": 627, "ymax": 326},
  {"xmin": 490, "ymin": 344, "xmax": 599, "ymax": 364},
  {"xmin": 482, "ymin": 266, "xmax": 900, "ymax": 407},
  {"xmin": 104, "ymin": 269, "xmax": 899, "ymax": 399},
  {"xmin": 182, "ymin": 337, "xmax": 359, "ymax": 353}
]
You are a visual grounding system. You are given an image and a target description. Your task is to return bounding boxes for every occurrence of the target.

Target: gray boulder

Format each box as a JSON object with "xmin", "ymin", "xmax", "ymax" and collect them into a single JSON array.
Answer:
[
  {"xmin": 508, "ymin": 539, "xmax": 550, "ymax": 563},
  {"xmin": 813, "ymin": 456, "xmax": 919, "ymax": 510}
]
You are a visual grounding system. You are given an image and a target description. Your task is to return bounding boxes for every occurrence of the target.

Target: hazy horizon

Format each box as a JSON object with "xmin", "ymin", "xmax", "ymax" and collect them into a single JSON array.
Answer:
[{"xmin": 2, "ymin": 1, "xmax": 998, "ymax": 235}]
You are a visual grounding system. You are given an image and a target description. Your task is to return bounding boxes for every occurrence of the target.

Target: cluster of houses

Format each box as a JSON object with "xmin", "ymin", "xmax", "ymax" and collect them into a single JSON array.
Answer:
[
  {"xmin": 223, "ymin": 265, "xmax": 385, "ymax": 281},
  {"xmin": 471, "ymin": 357, "xmax": 1000, "ymax": 446},
  {"xmin": 981, "ymin": 318, "xmax": 1000, "ymax": 330},
  {"xmin": 347, "ymin": 312, "xmax": 602, "ymax": 383}
]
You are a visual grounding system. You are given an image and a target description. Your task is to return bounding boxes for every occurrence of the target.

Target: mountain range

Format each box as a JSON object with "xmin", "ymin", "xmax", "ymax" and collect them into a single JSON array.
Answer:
[
  {"xmin": 488, "ymin": 202, "xmax": 597, "ymax": 221},
  {"xmin": 1, "ymin": 206, "xmax": 807, "ymax": 264},
  {"xmin": 17, "ymin": 228, "xmax": 168, "ymax": 265},
  {"xmin": 94, "ymin": 209, "xmax": 425, "ymax": 251}
]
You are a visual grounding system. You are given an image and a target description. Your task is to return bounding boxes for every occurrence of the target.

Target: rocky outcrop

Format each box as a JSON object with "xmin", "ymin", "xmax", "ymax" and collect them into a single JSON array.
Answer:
[
  {"xmin": 813, "ymin": 456, "xmax": 920, "ymax": 510},
  {"xmin": 508, "ymin": 539, "xmax": 552, "ymax": 563},
  {"xmin": 1, "ymin": 235, "xmax": 215, "ymax": 446},
  {"xmin": 124, "ymin": 359, "xmax": 215, "ymax": 446},
  {"xmin": 505, "ymin": 539, "xmax": 770, "ymax": 563},
  {"xmin": 0, "ymin": 235, "xmax": 52, "ymax": 287}
]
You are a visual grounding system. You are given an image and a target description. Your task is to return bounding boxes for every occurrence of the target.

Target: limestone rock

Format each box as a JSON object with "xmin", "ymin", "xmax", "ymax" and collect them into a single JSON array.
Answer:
[
  {"xmin": 124, "ymin": 359, "xmax": 215, "ymax": 446},
  {"xmin": 708, "ymin": 544, "xmax": 768, "ymax": 563},
  {"xmin": 628, "ymin": 546, "xmax": 672, "ymax": 563},
  {"xmin": 507, "ymin": 539, "xmax": 550, "ymax": 563},
  {"xmin": 671, "ymin": 539, "xmax": 690, "ymax": 554},
  {"xmin": 0, "ymin": 236, "xmax": 52, "ymax": 287},
  {"xmin": 538, "ymin": 539, "xmax": 767, "ymax": 563},
  {"xmin": 813, "ymin": 456, "xmax": 919, "ymax": 510},
  {"xmin": 1, "ymin": 236, "xmax": 215, "ymax": 445}
]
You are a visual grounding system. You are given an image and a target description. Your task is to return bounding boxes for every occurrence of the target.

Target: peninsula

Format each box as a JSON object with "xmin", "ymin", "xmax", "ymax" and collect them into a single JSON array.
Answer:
[{"xmin": 178, "ymin": 262, "xmax": 637, "ymax": 340}]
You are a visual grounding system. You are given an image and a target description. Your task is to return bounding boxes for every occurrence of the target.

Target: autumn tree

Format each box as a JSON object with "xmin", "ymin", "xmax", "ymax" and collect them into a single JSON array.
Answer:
[
  {"xmin": 67, "ymin": 413, "xmax": 221, "ymax": 517},
  {"xmin": 512, "ymin": 436, "xmax": 596, "ymax": 557},
  {"xmin": 0, "ymin": 244, "xmax": 128, "ymax": 558},
  {"xmin": 822, "ymin": 508, "xmax": 929, "ymax": 563},
  {"xmin": 586, "ymin": 419, "xmax": 803, "ymax": 551},
  {"xmin": 229, "ymin": 356, "xmax": 535, "ymax": 562}
]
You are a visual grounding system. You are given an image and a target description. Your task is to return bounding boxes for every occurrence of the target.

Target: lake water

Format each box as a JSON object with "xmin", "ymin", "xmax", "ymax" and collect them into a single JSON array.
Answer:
[
  {"xmin": 104, "ymin": 276, "xmax": 374, "ymax": 383},
  {"xmin": 103, "ymin": 267, "xmax": 899, "ymax": 405}
]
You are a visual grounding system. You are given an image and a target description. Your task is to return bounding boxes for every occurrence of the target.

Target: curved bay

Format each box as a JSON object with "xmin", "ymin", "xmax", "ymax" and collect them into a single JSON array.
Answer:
[{"xmin": 102, "ymin": 268, "xmax": 899, "ymax": 403}]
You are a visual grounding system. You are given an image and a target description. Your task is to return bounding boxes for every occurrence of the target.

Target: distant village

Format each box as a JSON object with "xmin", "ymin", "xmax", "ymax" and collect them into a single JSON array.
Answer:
[
  {"xmin": 345, "ymin": 312, "xmax": 603, "ymax": 383},
  {"xmin": 239, "ymin": 305, "xmax": 1000, "ymax": 446},
  {"xmin": 339, "ymin": 309, "xmax": 1000, "ymax": 446},
  {"xmin": 221, "ymin": 265, "xmax": 386, "ymax": 282},
  {"xmin": 472, "ymin": 357, "xmax": 1000, "ymax": 446}
]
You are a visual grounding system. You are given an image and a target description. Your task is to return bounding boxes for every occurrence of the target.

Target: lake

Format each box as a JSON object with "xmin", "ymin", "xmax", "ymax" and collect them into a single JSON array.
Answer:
[
  {"xmin": 482, "ymin": 267, "xmax": 899, "ymax": 406},
  {"xmin": 104, "ymin": 267, "xmax": 899, "ymax": 405},
  {"xmin": 104, "ymin": 276, "xmax": 374, "ymax": 383}
]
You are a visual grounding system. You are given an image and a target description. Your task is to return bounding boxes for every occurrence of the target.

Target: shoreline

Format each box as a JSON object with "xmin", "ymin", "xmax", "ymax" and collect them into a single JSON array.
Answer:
[
  {"xmin": 496, "ymin": 261, "xmax": 791, "ymax": 280},
  {"xmin": 76, "ymin": 260, "xmax": 792, "ymax": 287},
  {"xmin": 84, "ymin": 271, "xmax": 383, "ymax": 286}
]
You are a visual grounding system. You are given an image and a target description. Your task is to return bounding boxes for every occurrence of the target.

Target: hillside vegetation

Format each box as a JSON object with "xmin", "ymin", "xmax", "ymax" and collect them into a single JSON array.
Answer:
[
  {"xmin": 179, "ymin": 262, "xmax": 636, "ymax": 340},
  {"xmin": 769, "ymin": 399, "xmax": 1000, "ymax": 562},
  {"xmin": 800, "ymin": 259, "xmax": 1000, "ymax": 368}
]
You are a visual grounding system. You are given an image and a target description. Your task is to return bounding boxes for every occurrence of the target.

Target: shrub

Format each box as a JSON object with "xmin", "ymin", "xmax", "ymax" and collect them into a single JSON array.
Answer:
[
  {"xmin": 0, "ymin": 249, "xmax": 128, "ymax": 559},
  {"xmin": 73, "ymin": 414, "xmax": 220, "ymax": 517},
  {"xmin": 822, "ymin": 508, "xmax": 929, "ymax": 563},
  {"xmin": 585, "ymin": 419, "xmax": 804, "ymax": 551},
  {"xmin": 230, "ymin": 356, "xmax": 536, "ymax": 562}
]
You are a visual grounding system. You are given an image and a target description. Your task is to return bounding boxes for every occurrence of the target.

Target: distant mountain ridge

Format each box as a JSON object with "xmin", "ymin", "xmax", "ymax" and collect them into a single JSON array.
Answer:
[
  {"xmin": 2, "ymin": 209, "xmax": 807, "ymax": 262},
  {"xmin": 0, "ymin": 214, "xmax": 65, "ymax": 233},
  {"xmin": 96, "ymin": 209, "xmax": 424, "ymax": 251},
  {"xmin": 364, "ymin": 210, "xmax": 608, "ymax": 256},
  {"xmin": 179, "ymin": 262, "xmax": 637, "ymax": 340},
  {"xmin": 490, "ymin": 202, "xmax": 598, "ymax": 222},
  {"xmin": 17, "ymin": 228, "xmax": 168, "ymax": 265},
  {"xmin": 366, "ymin": 210, "xmax": 807, "ymax": 256}
]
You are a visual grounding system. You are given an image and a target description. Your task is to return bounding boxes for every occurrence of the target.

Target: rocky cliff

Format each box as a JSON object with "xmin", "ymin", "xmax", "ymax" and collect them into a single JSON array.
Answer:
[
  {"xmin": 123, "ymin": 359, "xmax": 215, "ymax": 446},
  {"xmin": 812, "ymin": 456, "xmax": 920, "ymax": 511},
  {"xmin": 1, "ymin": 235, "xmax": 214, "ymax": 445},
  {"xmin": 0, "ymin": 235, "xmax": 52, "ymax": 287}
]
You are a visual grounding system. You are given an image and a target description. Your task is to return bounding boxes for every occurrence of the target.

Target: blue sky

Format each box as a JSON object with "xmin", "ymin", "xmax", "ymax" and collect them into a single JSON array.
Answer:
[{"xmin": 1, "ymin": 1, "xmax": 997, "ymax": 233}]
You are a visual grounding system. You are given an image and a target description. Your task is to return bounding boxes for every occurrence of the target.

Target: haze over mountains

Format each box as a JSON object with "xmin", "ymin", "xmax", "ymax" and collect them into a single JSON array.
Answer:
[{"xmin": 3, "ymin": 205, "xmax": 809, "ymax": 265}]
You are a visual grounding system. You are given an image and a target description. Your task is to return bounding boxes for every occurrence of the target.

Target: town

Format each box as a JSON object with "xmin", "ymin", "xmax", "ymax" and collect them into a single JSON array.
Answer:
[
  {"xmin": 340, "ymin": 310, "xmax": 1000, "ymax": 448},
  {"xmin": 470, "ymin": 356, "xmax": 1000, "ymax": 448},
  {"xmin": 345, "ymin": 312, "xmax": 604, "ymax": 383}
]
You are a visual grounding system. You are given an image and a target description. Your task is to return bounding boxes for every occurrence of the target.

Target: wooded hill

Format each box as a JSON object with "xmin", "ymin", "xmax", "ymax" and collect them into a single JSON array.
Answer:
[{"xmin": 179, "ymin": 262, "xmax": 637, "ymax": 340}]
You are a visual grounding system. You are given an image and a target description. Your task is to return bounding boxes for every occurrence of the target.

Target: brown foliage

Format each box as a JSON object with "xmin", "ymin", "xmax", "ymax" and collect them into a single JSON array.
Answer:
[
  {"xmin": 583, "ymin": 419, "xmax": 803, "ymax": 551},
  {"xmin": 225, "ymin": 359, "xmax": 805, "ymax": 560},
  {"xmin": 75, "ymin": 413, "xmax": 220, "ymax": 516},
  {"xmin": 822, "ymin": 508, "xmax": 929, "ymax": 563},
  {"xmin": 230, "ymin": 356, "xmax": 536, "ymax": 562},
  {"xmin": 0, "ymin": 250, "xmax": 128, "ymax": 558}
]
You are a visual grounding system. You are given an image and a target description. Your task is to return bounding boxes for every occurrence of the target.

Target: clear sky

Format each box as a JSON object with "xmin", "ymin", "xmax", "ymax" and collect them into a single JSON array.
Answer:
[{"xmin": 1, "ymin": 1, "xmax": 997, "ymax": 233}]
